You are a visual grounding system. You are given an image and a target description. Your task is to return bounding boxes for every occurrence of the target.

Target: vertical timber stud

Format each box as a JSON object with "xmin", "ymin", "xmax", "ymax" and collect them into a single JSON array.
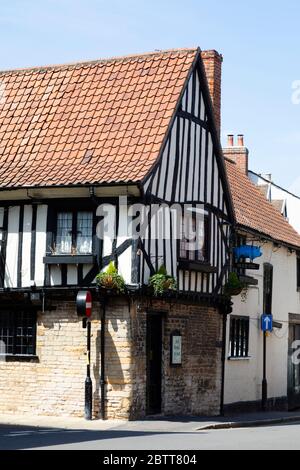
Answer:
[{"xmin": 76, "ymin": 290, "xmax": 93, "ymax": 420}]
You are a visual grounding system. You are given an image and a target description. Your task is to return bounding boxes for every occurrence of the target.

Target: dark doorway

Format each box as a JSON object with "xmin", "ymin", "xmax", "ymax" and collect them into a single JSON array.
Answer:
[
  {"xmin": 146, "ymin": 314, "xmax": 162, "ymax": 415},
  {"xmin": 288, "ymin": 321, "xmax": 300, "ymax": 409}
]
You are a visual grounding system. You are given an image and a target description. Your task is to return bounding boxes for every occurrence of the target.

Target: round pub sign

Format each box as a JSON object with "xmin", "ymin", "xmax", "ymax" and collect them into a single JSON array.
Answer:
[{"xmin": 76, "ymin": 290, "xmax": 92, "ymax": 318}]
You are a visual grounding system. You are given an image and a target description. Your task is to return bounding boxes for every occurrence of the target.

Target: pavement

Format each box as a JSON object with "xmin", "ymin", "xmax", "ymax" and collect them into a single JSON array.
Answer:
[
  {"xmin": 1, "ymin": 409, "xmax": 300, "ymax": 432},
  {"xmin": 1, "ymin": 411, "xmax": 300, "ymax": 449}
]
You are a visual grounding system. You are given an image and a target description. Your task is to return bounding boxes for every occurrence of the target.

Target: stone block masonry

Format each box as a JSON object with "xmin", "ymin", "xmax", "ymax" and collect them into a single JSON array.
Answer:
[{"xmin": 0, "ymin": 298, "xmax": 223, "ymax": 419}]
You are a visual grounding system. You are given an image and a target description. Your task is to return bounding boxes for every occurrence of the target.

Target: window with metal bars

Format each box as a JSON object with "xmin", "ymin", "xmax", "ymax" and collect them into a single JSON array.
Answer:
[
  {"xmin": 229, "ymin": 316, "xmax": 250, "ymax": 358},
  {"xmin": 0, "ymin": 311, "xmax": 37, "ymax": 356},
  {"xmin": 56, "ymin": 211, "xmax": 93, "ymax": 255}
]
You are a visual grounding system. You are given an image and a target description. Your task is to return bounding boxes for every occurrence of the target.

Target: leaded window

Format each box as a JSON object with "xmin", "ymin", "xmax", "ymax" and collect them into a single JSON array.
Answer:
[
  {"xmin": 56, "ymin": 211, "xmax": 93, "ymax": 255},
  {"xmin": 179, "ymin": 212, "xmax": 209, "ymax": 262},
  {"xmin": 0, "ymin": 311, "xmax": 37, "ymax": 356}
]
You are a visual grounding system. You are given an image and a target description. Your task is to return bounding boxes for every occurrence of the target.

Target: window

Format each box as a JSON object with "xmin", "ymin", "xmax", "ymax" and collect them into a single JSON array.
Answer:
[
  {"xmin": 229, "ymin": 316, "xmax": 250, "ymax": 358},
  {"xmin": 56, "ymin": 211, "xmax": 93, "ymax": 255},
  {"xmin": 297, "ymin": 257, "xmax": 300, "ymax": 291},
  {"xmin": 0, "ymin": 311, "xmax": 36, "ymax": 356},
  {"xmin": 263, "ymin": 263, "xmax": 273, "ymax": 314},
  {"xmin": 179, "ymin": 212, "xmax": 209, "ymax": 262}
]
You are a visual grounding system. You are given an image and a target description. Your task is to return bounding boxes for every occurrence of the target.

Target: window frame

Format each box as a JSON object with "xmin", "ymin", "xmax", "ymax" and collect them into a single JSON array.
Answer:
[
  {"xmin": 54, "ymin": 209, "xmax": 95, "ymax": 256},
  {"xmin": 0, "ymin": 310, "xmax": 37, "ymax": 357},
  {"xmin": 178, "ymin": 210, "xmax": 210, "ymax": 264},
  {"xmin": 228, "ymin": 315, "xmax": 250, "ymax": 359}
]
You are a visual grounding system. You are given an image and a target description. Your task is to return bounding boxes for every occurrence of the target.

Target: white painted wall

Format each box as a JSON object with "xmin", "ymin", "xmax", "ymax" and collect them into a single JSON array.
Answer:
[
  {"xmin": 224, "ymin": 240, "xmax": 300, "ymax": 406},
  {"xmin": 5, "ymin": 206, "xmax": 20, "ymax": 288}
]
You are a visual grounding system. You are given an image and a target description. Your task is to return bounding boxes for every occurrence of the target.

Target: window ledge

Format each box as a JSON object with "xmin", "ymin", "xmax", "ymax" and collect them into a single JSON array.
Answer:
[
  {"xmin": 178, "ymin": 260, "xmax": 217, "ymax": 273},
  {"xmin": 43, "ymin": 254, "xmax": 96, "ymax": 265},
  {"xmin": 227, "ymin": 356, "xmax": 251, "ymax": 361},
  {"xmin": 0, "ymin": 354, "xmax": 39, "ymax": 362}
]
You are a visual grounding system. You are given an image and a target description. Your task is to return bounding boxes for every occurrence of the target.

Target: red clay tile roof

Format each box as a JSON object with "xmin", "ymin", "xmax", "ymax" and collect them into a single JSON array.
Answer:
[
  {"xmin": 0, "ymin": 49, "xmax": 197, "ymax": 188},
  {"xmin": 225, "ymin": 158, "xmax": 300, "ymax": 248}
]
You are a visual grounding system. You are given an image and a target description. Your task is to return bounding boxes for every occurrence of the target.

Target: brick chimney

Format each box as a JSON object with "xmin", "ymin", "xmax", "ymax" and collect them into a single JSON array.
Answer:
[
  {"xmin": 201, "ymin": 50, "xmax": 223, "ymax": 136},
  {"xmin": 223, "ymin": 134, "xmax": 249, "ymax": 174}
]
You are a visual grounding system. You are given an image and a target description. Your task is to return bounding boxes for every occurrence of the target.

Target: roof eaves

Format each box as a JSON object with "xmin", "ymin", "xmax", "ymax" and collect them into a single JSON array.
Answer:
[{"xmin": 236, "ymin": 223, "xmax": 300, "ymax": 251}]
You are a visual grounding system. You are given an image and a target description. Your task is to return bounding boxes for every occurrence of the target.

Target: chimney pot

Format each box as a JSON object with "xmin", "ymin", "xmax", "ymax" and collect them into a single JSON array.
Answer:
[
  {"xmin": 227, "ymin": 134, "xmax": 234, "ymax": 147},
  {"xmin": 223, "ymin": 134, "xmax": 249, "ymax": 175},
  {"xmin": 237, "ymin": 134, "xmax": 244, "ymax": 147}
]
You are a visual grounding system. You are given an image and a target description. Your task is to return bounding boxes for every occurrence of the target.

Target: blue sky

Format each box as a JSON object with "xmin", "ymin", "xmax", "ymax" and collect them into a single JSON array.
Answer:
[{"xmin": 0, "ymin": 0, "xmax": 299, "ymax": 192}]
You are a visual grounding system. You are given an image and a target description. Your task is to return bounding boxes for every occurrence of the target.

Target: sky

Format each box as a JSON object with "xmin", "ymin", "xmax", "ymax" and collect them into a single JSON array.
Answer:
[{"xmin": 0, "ymin": 0, "xmax": 300, "ymax": 193}]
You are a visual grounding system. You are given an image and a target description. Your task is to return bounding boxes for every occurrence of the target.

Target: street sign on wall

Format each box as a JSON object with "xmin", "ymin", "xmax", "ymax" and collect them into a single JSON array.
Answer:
[{"xmin": 261, "ymin": 314, "xmax": 273, "ymax": 332}]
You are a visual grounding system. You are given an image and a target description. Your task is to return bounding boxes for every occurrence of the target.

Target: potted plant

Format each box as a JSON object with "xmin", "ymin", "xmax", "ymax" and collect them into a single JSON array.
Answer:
[
  {"xmin": 96, "ymin": 261, "xmax": 126, "ymax": 294},
  {"xmin": 149, "ymin": 265, "xmax": 177, "ymax": 296},
  {"xmin": 223, "ymin": 272, "xmax": 245, "ymax": 297}
]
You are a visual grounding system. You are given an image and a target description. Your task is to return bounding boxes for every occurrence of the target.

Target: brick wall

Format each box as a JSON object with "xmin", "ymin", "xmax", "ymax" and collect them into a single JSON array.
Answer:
[
  {"xmin": 0, "ymin": 298, "xmax": 223, "ymax": 419},
  {"xmin": 129, "ymin": 299, "xmax": 223, "ymax": 417},
  {"xmin": 223, "ymin": 146, "xmax": 249, "ymax": 174},
  {"xmin": 202, "ymin": 50, "xmax": 223, "ymax": 137}
]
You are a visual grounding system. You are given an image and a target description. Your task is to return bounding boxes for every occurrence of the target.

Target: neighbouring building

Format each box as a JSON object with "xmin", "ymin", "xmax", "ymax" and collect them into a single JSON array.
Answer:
[
  {"xmin": 223, "ymin": 140, "xmax": 300, "ymax": 412},
  {"xmin": 249, "ymin": 170, "xmax": 300, "ymax": 235},
  {"xmin": 225, "ymin": 134, "xmax": 300, "ymax": 235},
  {"xmin": 0, "ymin": 48, "xmax": 235, "ymax": 419}
]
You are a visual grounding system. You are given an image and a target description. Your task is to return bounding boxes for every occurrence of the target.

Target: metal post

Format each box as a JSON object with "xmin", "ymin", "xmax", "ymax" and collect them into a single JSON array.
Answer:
[
  {"xmin": 100, "ymin": 301, "xmax": 106, "ymax": 420},
  {"xmin": 85, "ymin": 320, "xmax": 93, "ymax": 420},
  {"xmin": 262, "ymin": 331, "xmax": 268, "ymax": 411}
]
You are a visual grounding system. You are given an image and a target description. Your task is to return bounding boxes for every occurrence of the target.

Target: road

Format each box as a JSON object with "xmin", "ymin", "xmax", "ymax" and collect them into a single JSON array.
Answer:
[{"xmin": 1, "ymin": 421, "xmax": 300, "ymax": 450}]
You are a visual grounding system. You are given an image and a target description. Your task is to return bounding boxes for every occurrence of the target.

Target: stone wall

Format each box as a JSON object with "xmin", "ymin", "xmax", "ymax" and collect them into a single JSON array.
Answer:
[
  {"xmin": 0, "ymin": 302, "xmax": 91, "ymax": 417},
  {"xmin": 0, "ymin": 297, "xmax": 223, "ymax": 419},
  {"xmin": 131, "ymin": 299, "xmax": 223, "ymax": 417}
]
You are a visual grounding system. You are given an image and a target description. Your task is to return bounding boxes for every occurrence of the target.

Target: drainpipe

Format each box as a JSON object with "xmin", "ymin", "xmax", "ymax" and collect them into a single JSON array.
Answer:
[
  {"xmin": 220, "ymin": 300, "xmax": 232, "ymax": 416},
  {"xmin": 100, "ymin": 298, "xmax": 106, "ymax": 420}
]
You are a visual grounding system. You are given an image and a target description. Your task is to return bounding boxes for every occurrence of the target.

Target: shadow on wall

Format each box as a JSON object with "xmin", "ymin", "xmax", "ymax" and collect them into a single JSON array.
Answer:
[{"xmin": 92, "ymin": 300, "xmax": 140, "ymax": 420}]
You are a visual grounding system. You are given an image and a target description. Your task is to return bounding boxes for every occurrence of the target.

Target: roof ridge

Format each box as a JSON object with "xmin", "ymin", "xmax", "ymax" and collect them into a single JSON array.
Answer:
[
  {"xmin": 226, "ymin": 160, "xmax": 300, "ymax": 247},
  {"xmin": 248, "ymin": 169, "xmax": 300, "ymax": 201},
  {"xmin": 0, "ymin": 47, "xmax": 199, "ymax": 76}
]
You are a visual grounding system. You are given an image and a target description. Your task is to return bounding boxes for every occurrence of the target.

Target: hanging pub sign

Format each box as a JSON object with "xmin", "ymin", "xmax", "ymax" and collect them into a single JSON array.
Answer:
[
  {"xmin": 233, "ymin": 245, "xmax": 262, "ymax": 261},
  {"xmin": 170, "ymin": 331, "xmax": 182, "ymax": 366}
]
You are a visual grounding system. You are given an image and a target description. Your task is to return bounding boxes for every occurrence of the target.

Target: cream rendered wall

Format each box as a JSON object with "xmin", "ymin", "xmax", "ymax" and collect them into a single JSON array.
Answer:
[{"xmin": 224, "ymin": 241, "xmax": 300, "ymax": 406}]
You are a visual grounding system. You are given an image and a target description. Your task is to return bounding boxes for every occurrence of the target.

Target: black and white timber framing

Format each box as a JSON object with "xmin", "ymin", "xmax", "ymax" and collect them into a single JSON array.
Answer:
[{"xmin": 0, "ymin": 51, "xmax": 233, "ymax": 296}]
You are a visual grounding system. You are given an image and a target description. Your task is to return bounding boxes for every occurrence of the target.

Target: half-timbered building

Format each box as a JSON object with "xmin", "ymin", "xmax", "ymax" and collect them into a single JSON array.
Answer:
[
  {"xmin": 223, "ymin": 137, "xmax": 300, "ymax": 412},
  {"xmin": 0, "ymin": 48, "xmax": 234, "ymax": 419}
]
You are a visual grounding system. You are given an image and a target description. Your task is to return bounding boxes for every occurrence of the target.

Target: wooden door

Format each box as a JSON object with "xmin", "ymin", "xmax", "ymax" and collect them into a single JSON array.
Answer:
[{"xmin": 146, "ymin": 314, "xmax": 162, "ymax": 414}]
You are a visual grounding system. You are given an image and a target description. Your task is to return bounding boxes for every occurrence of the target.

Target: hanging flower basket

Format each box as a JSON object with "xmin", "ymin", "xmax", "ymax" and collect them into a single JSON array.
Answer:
[
  {"xmin": 96, "ymin": 262, "xmax": 126, "ymax": 294},
  {"xmin": 149, "ymin": 265, "xmax": 177, "ymax": 297},
  {"xmin": 223, "ymin": 272, "xmax": 245, "ymax": 297}
]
